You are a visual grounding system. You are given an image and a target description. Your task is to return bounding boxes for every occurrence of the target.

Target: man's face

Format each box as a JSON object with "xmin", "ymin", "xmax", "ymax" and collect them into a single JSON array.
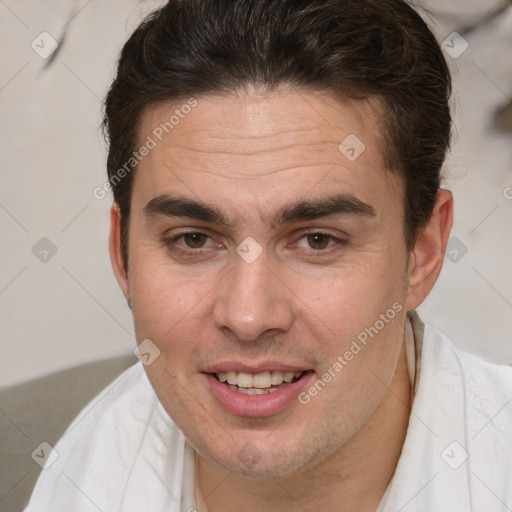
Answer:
[{"xmin": 120, "ymin": 90, "xmax": 412, "ymax": 477}]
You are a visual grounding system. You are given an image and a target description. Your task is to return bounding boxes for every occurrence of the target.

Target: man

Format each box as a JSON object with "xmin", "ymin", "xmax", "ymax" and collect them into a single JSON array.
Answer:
[{"xmin": 25, "ymin": 0, "xmax": 512, "ymax": 511}]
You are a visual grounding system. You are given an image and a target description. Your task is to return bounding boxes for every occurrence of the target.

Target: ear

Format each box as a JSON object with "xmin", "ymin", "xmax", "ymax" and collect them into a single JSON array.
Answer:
[
  {"xmin": 405, "ymin": 189, "xmax": 453, "ymax": 310},
  {"xmin": 109, "ymin": 203, "xmax": 129, "ymax": 298}
]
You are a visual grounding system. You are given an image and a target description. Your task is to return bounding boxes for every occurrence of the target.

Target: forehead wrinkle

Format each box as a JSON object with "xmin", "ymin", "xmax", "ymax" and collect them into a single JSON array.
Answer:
[
  {"xmin": 172, "ymin": 124, "xmax": 327, "ymax": 140},
  {"xmin": 165, "ymin": 137, "xmax": 342, "ymax": 158}
]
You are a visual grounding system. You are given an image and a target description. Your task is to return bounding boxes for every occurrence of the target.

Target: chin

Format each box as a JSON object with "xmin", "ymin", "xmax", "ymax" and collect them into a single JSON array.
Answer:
[{"xmin": 203, "ymin": 435, "xmax": 339, "ymax": 480}]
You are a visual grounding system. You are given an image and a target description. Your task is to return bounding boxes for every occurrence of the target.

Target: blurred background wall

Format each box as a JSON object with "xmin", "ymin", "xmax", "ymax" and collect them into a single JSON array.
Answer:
[{"xmin": 1, "ymin": 0, "xmax": 511, "ymax": 387}]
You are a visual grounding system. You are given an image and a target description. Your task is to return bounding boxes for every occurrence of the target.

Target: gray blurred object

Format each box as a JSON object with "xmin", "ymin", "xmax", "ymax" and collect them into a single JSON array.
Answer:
[
  {"xmin": 418, "ymin": 0, "xmax": 512, "ymax": 132},
  {"xmin": 495, "ymin": 99, "xmax": 512, "ymax": 133},
  {"xmin": 430, "ymin": 0, "xmax": 512, "ymax": 132},
  {"xmin": 418, "ymin": 0, "xmax": 510, "ymax": 29}
]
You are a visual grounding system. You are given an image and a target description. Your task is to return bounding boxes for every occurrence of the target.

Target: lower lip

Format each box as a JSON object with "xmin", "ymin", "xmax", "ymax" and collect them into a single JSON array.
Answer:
[{"xmin": 203, "ymin": 372, "xmax": 315, "ymax": 418}]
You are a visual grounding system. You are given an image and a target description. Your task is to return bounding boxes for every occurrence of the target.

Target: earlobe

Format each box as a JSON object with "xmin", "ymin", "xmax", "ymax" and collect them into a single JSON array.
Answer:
[
  {"xmin": 405, "ymin": 189, "xmax": 453, "ymax": 311},
  {"xmin": 108, "ymin": 203, "xmax": 130, "ymax": 299}
]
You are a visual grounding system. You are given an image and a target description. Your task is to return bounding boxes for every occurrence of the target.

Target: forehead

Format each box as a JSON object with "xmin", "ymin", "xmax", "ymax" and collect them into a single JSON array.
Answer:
[{"xmin": 132, "ymin": 89, "xmax": 401, "ymax": 220}]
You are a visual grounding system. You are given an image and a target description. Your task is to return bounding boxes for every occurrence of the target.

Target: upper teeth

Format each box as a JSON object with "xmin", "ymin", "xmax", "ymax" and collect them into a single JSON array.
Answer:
[{"xmin": 216, "ymin": 370, "xmax": 303, "ymax": 388}]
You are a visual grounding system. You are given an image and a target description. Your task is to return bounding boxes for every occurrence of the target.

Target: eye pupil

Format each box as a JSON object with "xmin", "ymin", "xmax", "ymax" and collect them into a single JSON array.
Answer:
[{"xmin": 308, "ymin": 233, "xmax": 329, "ymax": 250}]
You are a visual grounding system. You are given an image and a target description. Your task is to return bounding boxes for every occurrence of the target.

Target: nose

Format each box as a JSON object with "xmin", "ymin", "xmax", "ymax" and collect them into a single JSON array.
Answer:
[{"xmin": 213, "ymin": 245, "xmax": 294, "ymax": 342}]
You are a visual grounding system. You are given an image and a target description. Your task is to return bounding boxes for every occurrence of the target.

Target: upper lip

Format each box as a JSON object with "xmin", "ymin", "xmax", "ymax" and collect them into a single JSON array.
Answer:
[{"xmin": 202, "ymin": 361, "xmax": 311, "ymax": 374}]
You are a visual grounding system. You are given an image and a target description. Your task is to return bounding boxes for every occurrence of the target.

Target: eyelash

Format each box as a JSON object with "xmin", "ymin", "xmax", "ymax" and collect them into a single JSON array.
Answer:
[{"xmin": 161, "ymin": 230, "xmax": 347, "ymax": 257}]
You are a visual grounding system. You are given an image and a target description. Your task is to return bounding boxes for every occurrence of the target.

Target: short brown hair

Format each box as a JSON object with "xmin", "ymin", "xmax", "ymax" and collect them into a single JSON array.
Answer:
[{"xmin": 103, "ymin": 0, "xmax": 451, "ymax": 268}]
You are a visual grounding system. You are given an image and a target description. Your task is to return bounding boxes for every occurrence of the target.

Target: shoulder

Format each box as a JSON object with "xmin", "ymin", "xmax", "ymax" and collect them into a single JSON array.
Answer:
[
  {"xmin": 25, "ymin": 362, "xmax": 187, "ymax": 511},
  {"xmin": 422, "ymin": 321, "xmax": 512, "ymax": 396},
  {"xmin": 65, "ymin": 360, "xmax": 155, "ymax": 428},
  {"xmin": 390, "ymin": 317, "xmax": 512, "ymax": 511},
  {"xmin": 422, "ymin": 322, "xmax": 512, "ymax": 452}
]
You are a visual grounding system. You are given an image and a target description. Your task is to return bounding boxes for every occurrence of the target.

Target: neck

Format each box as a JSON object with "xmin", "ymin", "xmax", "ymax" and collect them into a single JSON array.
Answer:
[{"xmin": 195, "ymin": 339, "xmax": 412, "ymax": 512}]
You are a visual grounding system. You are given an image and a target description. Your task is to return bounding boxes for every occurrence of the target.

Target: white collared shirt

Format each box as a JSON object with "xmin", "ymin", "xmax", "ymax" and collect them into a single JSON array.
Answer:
[{"xmin": 24, "ymin": 314, "xmax": 512, "ymax": 511}]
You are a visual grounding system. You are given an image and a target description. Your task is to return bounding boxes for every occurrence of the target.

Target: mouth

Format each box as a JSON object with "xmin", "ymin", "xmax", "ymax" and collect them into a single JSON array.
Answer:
[
  {"xmin": 213, "ymin": 370, "xmax": 305, "ymax": 395},
  {"xmin": 203, "ymin": 368, "xmax": 314, "ymax": 417}
]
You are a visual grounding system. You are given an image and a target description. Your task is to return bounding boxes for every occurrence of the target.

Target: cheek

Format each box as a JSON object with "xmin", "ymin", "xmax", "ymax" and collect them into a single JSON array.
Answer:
[
  {"xmin": 289, "ymin": 251, "xmax": 405, "ymax": 345},
  {"xmin": 128, "ymin": 250, "xmax": 212, "ymax": 357}
]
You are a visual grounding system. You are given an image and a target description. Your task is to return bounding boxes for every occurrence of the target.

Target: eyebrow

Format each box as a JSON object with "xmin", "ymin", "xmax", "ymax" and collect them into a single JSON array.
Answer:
[{"xmin": 144, "ymin": 193, "xmax": 376, "ymax": 228}]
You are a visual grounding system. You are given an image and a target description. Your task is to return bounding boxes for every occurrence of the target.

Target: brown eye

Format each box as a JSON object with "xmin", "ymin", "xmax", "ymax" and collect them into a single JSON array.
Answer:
[
  {"xmin": 307, "ymin": 233, "xmax": 331, "ymax": 250},
  {"xmin": 183, "ymin": 232, "xmax": 208, "ymax": 248}
]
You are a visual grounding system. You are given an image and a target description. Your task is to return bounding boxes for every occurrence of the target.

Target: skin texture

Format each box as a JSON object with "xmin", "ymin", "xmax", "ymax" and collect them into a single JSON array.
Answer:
[{"xmin": 109, "ymin": 89, "xmax": 453, "ymax": 511}]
